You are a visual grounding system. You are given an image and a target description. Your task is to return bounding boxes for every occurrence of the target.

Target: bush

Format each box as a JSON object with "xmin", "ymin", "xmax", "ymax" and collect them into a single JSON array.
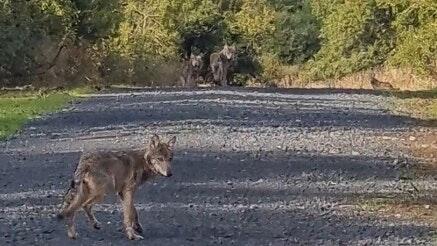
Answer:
[
  {"xmin": 1, "ymin": 0, "xmax": 436, "ymax": 89},
  {"xmin": 302, "ymin": 0, "xmax": 395, "ymax": 81},
  {"xmin": 0, "ymin": 0, "xmax": 76, "ymax": 85},
  {"xmin": 381, "ymin": 0, "xmax": 437, "ymax": 76}
]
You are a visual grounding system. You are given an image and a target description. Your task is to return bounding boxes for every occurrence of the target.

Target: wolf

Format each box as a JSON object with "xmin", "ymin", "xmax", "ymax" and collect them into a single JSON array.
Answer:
[
  {"xmin": 210, "ymin": 44, "xmax": 236, "ymax": 86},
  {"xmin": 57, "ymin": 134, "xmax": 176, "ymax": 240},
  {"xmin": 180, "ymin": 54, "xmax": 203, "ymax": 87},
  {"xmin": 370, "ymin": 72, "xmax": 398, "ymax": 90}
]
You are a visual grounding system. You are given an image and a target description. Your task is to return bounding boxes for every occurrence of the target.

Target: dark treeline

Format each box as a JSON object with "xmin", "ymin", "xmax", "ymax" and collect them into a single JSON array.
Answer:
[{"xmin": 0, "ymin": 0, "xmax": 436, "ymax": 89}]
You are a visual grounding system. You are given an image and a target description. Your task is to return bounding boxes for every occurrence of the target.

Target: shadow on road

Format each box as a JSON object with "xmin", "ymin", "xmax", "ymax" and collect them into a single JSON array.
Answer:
[
  {"xmin": 0, "ymin": 148, "xmax": 434, "ymax": 244},
  {"xmin": 1, "ymin": 89, "xmax": 435, "ymax": 244},
  {"xmin": 23, "ymin": 89, "xmax": 433, "ymax": 136}
]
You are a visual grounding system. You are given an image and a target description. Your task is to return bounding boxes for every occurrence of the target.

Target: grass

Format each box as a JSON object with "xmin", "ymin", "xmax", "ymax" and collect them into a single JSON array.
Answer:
[
  {"xmin": 356, "ymin": 197, "xmax": 437, "ymax": 227},
  {"xmin": 67, "ymin": 86, "xmax": 97, "ymax": 97},
  {"xmin": 403, "ymin": 98, "xmax": 437, "ymax": 119},
  {"xmin": 0, "ymin": 83, "xmax": 102, "ymax": 140},
  {"xmin": 0, "ymin": 93, "xmax": 73, "ymax": 140},
  {"xmin": 0, "ymin": 85, "xmax": 103, "ymax": 140},
  {"xmin": 391, "ymin": 88, "xmax": 437, "ymax": 121}
]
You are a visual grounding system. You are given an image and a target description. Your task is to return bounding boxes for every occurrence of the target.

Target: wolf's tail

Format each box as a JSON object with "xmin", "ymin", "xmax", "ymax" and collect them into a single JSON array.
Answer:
[
  {"xmin": 57, "ymin": 179, "xmax": 78, "ymax": 220},
  {"xmin": 56, "ymin": 157, "xmax": 89, "ymax": 220}
]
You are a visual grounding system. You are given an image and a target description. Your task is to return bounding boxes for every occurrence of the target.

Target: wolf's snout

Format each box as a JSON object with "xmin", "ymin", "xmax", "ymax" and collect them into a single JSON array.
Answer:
[{"xmin": 165, "ymin": 171, "xmax": 172, "ymax": 177}]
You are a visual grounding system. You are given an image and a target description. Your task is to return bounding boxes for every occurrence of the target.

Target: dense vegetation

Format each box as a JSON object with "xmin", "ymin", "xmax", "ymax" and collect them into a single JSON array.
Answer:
[{"xmin": 0, "ymin": 0, "xmax": 436, "ymax": 89}]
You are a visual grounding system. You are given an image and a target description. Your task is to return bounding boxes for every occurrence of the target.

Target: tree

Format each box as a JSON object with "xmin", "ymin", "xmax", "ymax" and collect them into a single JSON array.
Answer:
[
  {"xmin": 378, "ymin": 0, "xmax": 437, "ymax": 75},
  {"xmin": 270, "ymin": 0, "xmax": 320, "ymax": 64},
  {"xmin": 0, "ymin": 0, "xmax": 75, "ymax": 83}
]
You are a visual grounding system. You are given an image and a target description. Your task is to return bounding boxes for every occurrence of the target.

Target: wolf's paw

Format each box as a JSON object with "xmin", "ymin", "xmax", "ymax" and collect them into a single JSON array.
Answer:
[
  {"xmin": 126, "ymin": 227, "xmax": 144, "ymax": 240},
  {"xmin": 68, "ymin": 231, "xmax": 78, "ymax": 240},
  {"xmin": 56, "ymin": 213, "xmax": 64, "ymax": 221},
  {"xmin": 92, "ymin": 221, "xmax": 102, "ymax": 230},
  {"xmin": 134, "ymin": 222, "xmax": 143, "ymax": 233}
]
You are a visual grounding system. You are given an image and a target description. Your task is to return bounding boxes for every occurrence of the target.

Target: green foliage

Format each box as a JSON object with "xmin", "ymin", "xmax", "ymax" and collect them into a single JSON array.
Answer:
[
  {"xmin": 378, "ymin": 0, "xmax": 437, "ymax": 75},
  {"xmin": 108, "ymin": 1, "xmax": 179, "ymax": 58},
  {"xmin": 72, "ymin": 0, "xmax": 122, "ymax": 40},
  {"xmin": 259, "ymin": 53, "xmax": 283, "ymax": 82},
  {"xmin": 227, "ymin": 0, "xmax": 277, "ymax": 53},
  {"xmin": 107, "ymin": 0, "xmax": 224, "ymax": 58},
  {"xmin": 163, "ymin": 0, "xmax": 224, "ymax": 55},
  {"xmin": 303, "ymin": 0, "xmax": 395, "ymax": 80},
  {"xmin": 0, "ymin": 0, "xmax": 76, "ymax": 81},
  {"xmin": 102, "ymin": 0, "xmax": 225, "ymax": 84},
  {"xmin": 389, "ymin": 20, "xmax": 437, "ymax": 75},
  {"xmin": 270, "ymin": 0, "xmax": 320, "ymax": 64},
  {"xmin": 305, "ymin": 0, "xmax": 437, "ymax": 81},
  {"xmin": 0, "ymin": 0, "xmax": 436, "ymax": 87}
]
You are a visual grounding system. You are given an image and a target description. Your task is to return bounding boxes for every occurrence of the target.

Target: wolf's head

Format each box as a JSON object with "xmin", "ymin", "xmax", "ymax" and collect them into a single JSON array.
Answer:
[
  {"xmin": 145, "ymin": 134, "xmax": 176, "ymax": 177},
  {"xmin": 190, "ymin": 54, "xmax": 203, "ymax": 69},
  {"xmin": 222, "ymin": 44, "xmax": 236, "ymax": 60}
]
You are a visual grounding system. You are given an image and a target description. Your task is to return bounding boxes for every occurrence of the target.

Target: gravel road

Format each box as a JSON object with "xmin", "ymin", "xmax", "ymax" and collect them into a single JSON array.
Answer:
[{"xmin": 0, "ymin": 88, "xmax": 436, "ymax": 245}]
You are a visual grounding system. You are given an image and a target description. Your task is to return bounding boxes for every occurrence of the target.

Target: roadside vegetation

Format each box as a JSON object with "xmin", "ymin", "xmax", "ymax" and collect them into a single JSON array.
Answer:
[
  {"xmin": 0, "ymin": 0, "xmax": 436, "ymax": 90},
  {"xmin": 0, "ymin": 86, "xmax": 97, "ymax": 140},
  {"xmin": 0, "ymin": 93, "xmax": 71, "ymax": 139},
  {"xmin": 368, "ymin": 89, "xmax": 437, "ymax": 227},
  {"xmin": 393, "ymin": 89, "xmax": 437, "ymax": 120}
]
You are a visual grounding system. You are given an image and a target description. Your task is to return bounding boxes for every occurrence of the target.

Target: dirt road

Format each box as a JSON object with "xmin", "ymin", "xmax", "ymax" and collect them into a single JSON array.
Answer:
[{"xmin": 0, "ymin": 88, "xmax": 435, "ymax": 245}]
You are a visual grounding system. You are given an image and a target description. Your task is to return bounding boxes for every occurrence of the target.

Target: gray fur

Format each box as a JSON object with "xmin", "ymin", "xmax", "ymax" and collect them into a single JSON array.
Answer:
[
  {"xmin": 181, "ymin": 54, "xmax": 203, "ymax": 87},
  {"xmin": 210, "ymin": 44, "xmax": 236, "ymax": 86}
]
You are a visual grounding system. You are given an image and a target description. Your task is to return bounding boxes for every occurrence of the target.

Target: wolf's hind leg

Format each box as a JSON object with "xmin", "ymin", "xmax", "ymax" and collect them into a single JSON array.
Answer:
[
  {"xmin": 83, "ymin": 204, "xmax": 101, "ymax": 229},
  {"xmin": 61, "ymin": 182, "xmax": 90, "ymax": 239},
  {"xmin": 64, "ymin": 195, "xmax": 86, "ymax": 239},
  {"xmin": 66, "ymin": 213, "xmax": 78, "ymax": 239}
]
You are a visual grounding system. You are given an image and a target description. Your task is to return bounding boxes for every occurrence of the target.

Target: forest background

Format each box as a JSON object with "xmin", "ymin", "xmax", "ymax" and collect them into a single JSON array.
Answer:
[{"xmin": 1, "ymin": 0, "xmax": 436, "ymax": 90}]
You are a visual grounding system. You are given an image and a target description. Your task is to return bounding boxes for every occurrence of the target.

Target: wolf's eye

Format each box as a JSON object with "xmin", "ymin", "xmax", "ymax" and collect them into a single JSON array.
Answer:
[{"xmin": 158, "ymin": 157, "xmax": 164, "ymax": 162}]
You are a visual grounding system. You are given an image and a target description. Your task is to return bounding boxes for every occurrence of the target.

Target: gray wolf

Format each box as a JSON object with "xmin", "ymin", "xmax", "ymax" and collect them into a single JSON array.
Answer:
[
  {"xmin": 57, "ymin": 134, "xmax": 176, "ymax": 240},
  {"xmin": 181, "ymin": 54, "xmax": 203, "ymax": 87},
  {"xmin": 210, "ymin": 44, "xmax": 236, "ymax": 86}
]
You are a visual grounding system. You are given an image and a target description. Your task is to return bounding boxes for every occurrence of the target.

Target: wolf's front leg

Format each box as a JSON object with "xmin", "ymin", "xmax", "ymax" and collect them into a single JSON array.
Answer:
[
  {"xmin": 119, "ymin": 191, "xmax": 142, "ymax": 233},
  {"xmin": 221, "ymin": 63, "xmax": 228, "ymax": 87},
  {"xmin": 133, "ymin": 207, "xmax": 143, "ymax": 233},
  {"xmin": 121, "ymin": 190, "xmax": 144, "ymax": 240}
]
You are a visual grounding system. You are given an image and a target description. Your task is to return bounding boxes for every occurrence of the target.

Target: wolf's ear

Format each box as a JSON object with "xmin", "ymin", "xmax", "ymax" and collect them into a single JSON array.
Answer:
[
  {"xmin": 150, "ymin": 134, "xmax": 160, "ymax": 148},
  {"xmin": 168, "ymin": 136, "xmax": 176, "ymax": 148}
]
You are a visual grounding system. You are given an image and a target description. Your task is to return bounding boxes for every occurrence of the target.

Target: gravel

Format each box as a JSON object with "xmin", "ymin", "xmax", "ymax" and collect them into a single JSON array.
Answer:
[{"xmin": 0, "ymin": 88, "xmax": 435, "ymax": 245}]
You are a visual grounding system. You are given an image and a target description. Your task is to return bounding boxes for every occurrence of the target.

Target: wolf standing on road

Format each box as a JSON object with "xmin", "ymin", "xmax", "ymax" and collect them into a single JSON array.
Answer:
[
  {"xmin": 181, "ymin": 54, "xmax": 204, "ymax": 87},
  {"xmin": 369, "ymin": 71, "xmax": 398, "ymax": 90},
  {"xmin": 210, "ymin": 44, "xmax": 236, "ymax": 86},
  {"xmin": 57, "ymin": 134, "xmax": 176, "ymax": 240}
]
